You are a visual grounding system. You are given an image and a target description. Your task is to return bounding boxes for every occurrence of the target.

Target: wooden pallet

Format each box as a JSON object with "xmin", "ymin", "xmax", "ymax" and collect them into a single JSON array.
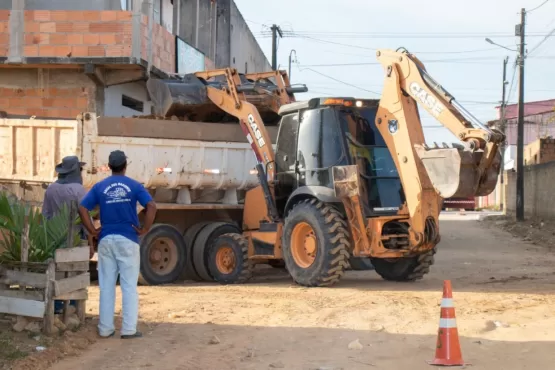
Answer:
[{"xmin": 0, "ymin": 200, "xmax": 90, "ymax": 335}]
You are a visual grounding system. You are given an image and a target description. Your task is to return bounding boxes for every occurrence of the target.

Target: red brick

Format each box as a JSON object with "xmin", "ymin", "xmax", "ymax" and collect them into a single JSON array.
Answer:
[
  {"xmin": 23, "ymin": 11, "xmax": 34, "ymax": 22},
  {"xmin": 87, "ymin": 46, "xmax": 105, "ymax": 57},
  {"xmin": 73, "ymin": 23, "xmax": 89, "ymax": 32},
  {"xmin": 0, "ymin": 10, "xmax": 10, "ymax": 22},
  {"xmin": 33, "ymin": 10, "xmax": 50, "ymax": 22},
  {"xmin": 26, "ymin": 108, "xmax": 47, "ymax": 117},
  {"xmin": 65, "ymin": 11, "xmax": 85, "ymax": 21},
  {"xmin": 115, "ymin": 34, "xmax": 132, "ymax": 44},
  {"xmin": 99, "ymin": 34, "xmax": 117, "ymax": 45},
  {"xmin": 9, "ymin": 98, "xmax": 25, "ymax": 108},
  {"xmin": 25, "ymin": 21, "xmax": 40, "ymax": 33},
  {"xmin": 55, "ymin": 22, "xmax": 73, "ymax": 32},
  {"xmin": 83, "ymin": 34, "xmax": 100, "ymax": 45},
  {"xmin": 38, "ymin": 45, "xmax": 56, "ymax": 56},
  {"xmin": 49, "ymin": 34, "xmax": 68, "ymax": 44},
  {"xmin": 54, "ymin": 45, "xmax": 72, "ymax": 57},
  {"xmin": 71, "ymin": 45, "xmax": 88, "ymax": 57},
  {"xmin": 0, "ymin": 33, "xmax": 8, "ymax": 45},
  {"xmin": 7, "ymin": 108, "xmax": 27, "ymax": 116},
  {"xmin": 122, "ymin": 23, "xmax": 132, "ymax": 34},
  {"xmin": 23, "ymin": 97, "xmax": 42, "ymax": 108},
  {"xmin": 0, "ymin": 22, "xmax": 7, "ymax": 34},
  {"xmin": 67, "ymin": 33, "xmax": 83, "ymax": 45},
  {"xmin": 76, "ymin": 97, "xmax": 89, "ymax": 109},
  {"xmin": 23, "ymin": 45, "xmax": 38, "ymax": 57},
  {"xmin": 89, "ymin": 22, "xmax": 122, "ymax": 33},
  {"xmin": 49, "ymin": 11, "xmax": 68, "ymax": 22},
  {"xmin": 106, "ymin": 45, "xmax": 131, "ymax": 57},
  {"xmin": 83, "ymin": 11, "xmax": 101, "ymax": 21},
  {"xmin": 101, "ymin": 11, "xmax": 118, "ymax": 22},
  {"xmin": 0, "ymin": 98, "xmax": 9, "ymax": 109},
  {"xmin": 39, "ymin": 22, "xmax": 56, "ymax": 33},
  {"xmin": 116, "ymin": 11, "xmax": 133, "ymax": 21}
]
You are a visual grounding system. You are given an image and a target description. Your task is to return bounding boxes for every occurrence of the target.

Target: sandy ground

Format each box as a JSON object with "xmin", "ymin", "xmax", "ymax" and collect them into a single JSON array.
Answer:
[{"xmin": 11, "ymin": 216, "xmax": 555, "ymax": 370}]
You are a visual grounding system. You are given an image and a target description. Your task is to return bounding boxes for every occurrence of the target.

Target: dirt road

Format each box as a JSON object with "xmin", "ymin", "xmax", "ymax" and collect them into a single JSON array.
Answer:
[{"xmin": 41, "ymin": 218, "xmax": 555, "ymax": 369}]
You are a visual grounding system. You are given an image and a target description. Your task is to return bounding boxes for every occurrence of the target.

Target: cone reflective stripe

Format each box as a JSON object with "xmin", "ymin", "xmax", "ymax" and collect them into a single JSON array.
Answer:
[{"xmin": 430, "ymin": 280, "xmax": 465, "ymax": 366}]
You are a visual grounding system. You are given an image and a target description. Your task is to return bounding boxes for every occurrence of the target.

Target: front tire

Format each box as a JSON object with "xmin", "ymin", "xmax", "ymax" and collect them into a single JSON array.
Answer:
[
  {"xmin": 370, "ymin": 248, "xmax": 436, "ymax": 281},
  {"xmin": 282, "ymin": 199, "xmax": 350, "ymax": 287},
  {"xmin": 207, "ymin": 233, "xmax": 253, "ymax": 284}
]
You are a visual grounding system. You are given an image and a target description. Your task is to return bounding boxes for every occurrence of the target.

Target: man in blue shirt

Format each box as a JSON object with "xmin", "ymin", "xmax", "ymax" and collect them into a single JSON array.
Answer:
[{"xmin": 79, "ymin": 150, "xmax": 157, "ymax": 339}]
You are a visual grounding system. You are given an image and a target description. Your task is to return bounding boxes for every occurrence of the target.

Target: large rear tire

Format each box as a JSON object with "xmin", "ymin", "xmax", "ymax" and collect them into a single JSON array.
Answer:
[
  {"xmin": 207, "ymin": 233, "xmax": 253, "ymax": 284},
  {"xmin": 282, "ymin": 199, "xmax": 350, "ymax": 287},
  {"xmin": 138, "ymin": 224, "xmax": 187, "ymax": 285},
  {"xmin": 370, "ymin": 248, "xmax": 436, "ymax": 281},
  {"xmin": 181, "ymin": 222, "xmax": 212, "ymax": 281},
  {"xmin": 192, "ymin": 222, "xmax": 242, "ymax": 281}
]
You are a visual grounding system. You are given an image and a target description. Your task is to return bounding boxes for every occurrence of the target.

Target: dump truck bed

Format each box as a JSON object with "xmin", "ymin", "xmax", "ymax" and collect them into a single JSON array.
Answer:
[{"xmin": 0, "ymin": 114, "xmax": 278, "ymax": 205}]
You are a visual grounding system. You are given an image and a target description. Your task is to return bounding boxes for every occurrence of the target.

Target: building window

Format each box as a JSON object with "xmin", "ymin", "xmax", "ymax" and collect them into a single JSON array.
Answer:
[{"xmin": 122, "ymin": 95, "xmax": 144, "ymax": 113}]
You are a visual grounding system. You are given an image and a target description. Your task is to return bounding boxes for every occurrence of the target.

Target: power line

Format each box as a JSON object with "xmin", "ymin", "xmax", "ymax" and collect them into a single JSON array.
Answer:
[
  {"xmin": 528, "ymin": 0, "xmax": 551, "ymax": 12},
  {"xmin": 299, "ymin": 67, "xmax": 380, "ymax": 95},
  {"xmin": 527, "ymin": 27, "xmax": 555, "ymax": 55}
]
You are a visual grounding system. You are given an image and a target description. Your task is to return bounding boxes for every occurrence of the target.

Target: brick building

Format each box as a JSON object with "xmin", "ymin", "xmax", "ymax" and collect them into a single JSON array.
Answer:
[{"xmin": 0, "ymin": 0, "xmax": 271, "ymax": 119}]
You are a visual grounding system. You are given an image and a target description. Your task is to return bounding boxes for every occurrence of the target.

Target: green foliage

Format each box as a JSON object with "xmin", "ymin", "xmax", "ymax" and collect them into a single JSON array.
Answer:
[{"xmin": 0, "ymin": 192, "xmax": 83, "ymax": 263}]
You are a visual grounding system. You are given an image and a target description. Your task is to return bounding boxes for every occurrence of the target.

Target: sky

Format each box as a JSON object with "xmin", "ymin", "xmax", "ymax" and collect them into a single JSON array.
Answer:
[{"xmin": 235, "ymin": 0, "xmax": 555, "ymax": 145}]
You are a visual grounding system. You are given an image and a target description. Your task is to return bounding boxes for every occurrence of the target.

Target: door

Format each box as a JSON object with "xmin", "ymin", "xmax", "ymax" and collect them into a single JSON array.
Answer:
[{"xmin": 275, "ymin": 112, "xmax": 299, "ymax": 212}]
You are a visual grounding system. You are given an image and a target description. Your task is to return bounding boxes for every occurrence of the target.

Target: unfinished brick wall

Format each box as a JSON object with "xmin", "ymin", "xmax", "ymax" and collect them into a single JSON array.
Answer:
[
  {"xmin": 524, "ymin": 138, "xmax": 555, "ymax": 165},
  {"xmin": 141, "ymin": 15, "xmax": 176, "ymax": 73},
  {"xmin": 0, "ymin": 69, "xmax": 96, "ymax": 119},
  {"xmin": 0, "ymin": 10, "xmax": 9, "ymax": 57},
  {"xmin": 23, "ymin": 10, "xmax": 132, "ymax": 58}
]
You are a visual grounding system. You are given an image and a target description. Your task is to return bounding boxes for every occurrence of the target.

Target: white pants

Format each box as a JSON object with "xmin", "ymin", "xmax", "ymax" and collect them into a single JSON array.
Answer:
[{"xmin": 97, "ymin": 234, "xmax": 140, "ymax": 336}]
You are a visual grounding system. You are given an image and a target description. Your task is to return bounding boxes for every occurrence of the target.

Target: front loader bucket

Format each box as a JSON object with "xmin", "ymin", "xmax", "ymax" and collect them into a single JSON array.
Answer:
[{"xmin": 414, "ymin": 144, "xmax": 502, "ymax": 199}]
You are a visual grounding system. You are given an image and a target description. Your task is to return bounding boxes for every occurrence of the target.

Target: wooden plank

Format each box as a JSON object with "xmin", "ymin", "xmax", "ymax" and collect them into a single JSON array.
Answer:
[
  {"xmin": 76, "ymin": 299, "xmax": 86, "ymax": 323},
  {"xmin": 54, "ymin": 288, "xmax": 88, "ymax": 301},
  {"xmin": 0, "ymin": 288, "xmax": 44, "ymax": 301},
  {"xmin": 0, "ymin": 269, "xmax": 47, "ymax": 288},
  {"xmin": 54, "ymin": 273, "xmax": 90, "ymax": 297},
  {"xmin": 62, "ymin": 272, "xmax": 72, "ymax": 325},
  {"xmin": 55, "ymin": 247, "xmax": 90, "ymax": 263},
  {"xmin": 56, "ymin": 261, "xmax": 90, "ymax": 272},
  {"xmin": 0, "ymin": 296, "xmax": 46, "ymax": 318},
  {"xmin": 43, "ymin": 260, "xmax": 55, "ymax": 335}
]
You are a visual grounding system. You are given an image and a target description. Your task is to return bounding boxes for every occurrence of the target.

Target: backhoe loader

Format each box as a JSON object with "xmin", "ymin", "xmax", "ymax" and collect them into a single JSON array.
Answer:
[{"xmin": 183, "ymin": 48, "xmax": 504, "ymax": 287}]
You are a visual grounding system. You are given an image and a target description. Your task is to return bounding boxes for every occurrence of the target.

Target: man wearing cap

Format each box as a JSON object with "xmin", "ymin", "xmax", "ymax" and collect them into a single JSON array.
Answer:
[
  {"xmin": 78, "ymin": 150, "xmax": 157, "ymax": 339},
  {"xmin": 43, "ymin": 156, "xmax": 91, "ymax": 253}
]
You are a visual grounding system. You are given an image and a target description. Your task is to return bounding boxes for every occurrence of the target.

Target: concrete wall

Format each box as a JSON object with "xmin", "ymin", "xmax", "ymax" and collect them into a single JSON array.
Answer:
[
  {"xmin": 0, "ymin": 68, "xmax": 99, "ymax": 118},
  {"xmin": 104, "ymin": 81, "xmax": 152, "ymax": 117},
  {"xmin": 229, "ymin": 1, "xmax": 270, "ymax": 73},
  {"xmin": 506, "ymin": 162, "xmax": 555, "ymax": 219}
]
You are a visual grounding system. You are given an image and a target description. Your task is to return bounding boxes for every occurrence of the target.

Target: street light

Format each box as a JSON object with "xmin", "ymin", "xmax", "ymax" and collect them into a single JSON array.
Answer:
[
  {"xmin": 485, "ymin": 38, "xmax": 518, "ymax": 52},
  {"xmin": 289, "ymin": 49, "xmax": 297, "ymax": 81}
]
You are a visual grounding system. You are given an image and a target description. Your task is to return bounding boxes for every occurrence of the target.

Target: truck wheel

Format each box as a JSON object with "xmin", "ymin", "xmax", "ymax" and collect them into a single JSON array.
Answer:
[
  {"xmin": 181, "ymin": 222, "xmax": 211, "ymax": 282},
  {"xmin": 370, "ymin": 248, "xmax": 436, "ymax": 281},
  {"xmin": 282, "ymin": 199, "xmax": 350, "ymax": 287},
  {"xmin": 138, "ymin": 224, "xmax": 187, "ymax": 285},
  {"xmin": 348, "ymin": 257, "xmax": 375, "ymax": 271},
  {"xmin": 193, "ymin": 222, "xmax": 242, "ymax": 281},
  {"xmin": 207, "ymin": 233, "xmax": 253, "ymax": 284}
]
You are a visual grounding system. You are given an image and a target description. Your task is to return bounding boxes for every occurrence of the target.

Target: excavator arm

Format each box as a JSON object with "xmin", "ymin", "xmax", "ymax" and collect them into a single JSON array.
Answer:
[
  {"xmin": 368, "ymin": 48, "xmax": 504, "ymax": 251},
  {"xmin": 194, "ymin": 68, "xmax": 307, "ymax": 222}
]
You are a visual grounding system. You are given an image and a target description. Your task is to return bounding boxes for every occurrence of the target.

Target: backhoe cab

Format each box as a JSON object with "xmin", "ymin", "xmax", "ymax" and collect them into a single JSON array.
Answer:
[{"xmin": 198, "ymin": 49, "xmax": 503, "ymax": 287}]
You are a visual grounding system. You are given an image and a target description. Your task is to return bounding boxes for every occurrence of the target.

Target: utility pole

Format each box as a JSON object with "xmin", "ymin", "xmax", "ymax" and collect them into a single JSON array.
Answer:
[
  {"xmin": 515, "ymin": 8, "xmax": 526, "ymax": 221},
  {"xmin": 499, "ymin": 56, "xmax": 509, "ymax": 212},
  {"xmin": 271, "ymin": 24, "xmax": 283, "ymax": 71},
  {"xmin": 288, "ymin": 49, "xmax": 297, "ymax": 80}
]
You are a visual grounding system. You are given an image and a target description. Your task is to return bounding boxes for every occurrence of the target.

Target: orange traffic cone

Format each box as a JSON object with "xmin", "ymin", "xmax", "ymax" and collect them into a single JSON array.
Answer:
[{"xmin": 429, "ymin": 280, "xmax": 465, "ymax": 366}]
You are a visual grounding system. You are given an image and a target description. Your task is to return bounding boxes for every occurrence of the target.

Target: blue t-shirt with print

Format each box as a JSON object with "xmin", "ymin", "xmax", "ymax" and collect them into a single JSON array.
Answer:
[{"xmin": 80, "ymin": 175, "xmax": 153, "ymax": 244}]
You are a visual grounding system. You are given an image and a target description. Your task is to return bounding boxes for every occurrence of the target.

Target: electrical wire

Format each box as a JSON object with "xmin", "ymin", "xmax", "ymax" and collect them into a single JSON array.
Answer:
[
  {"xmin": 298, "ymin": 67, "xmax": 380, "ymax": 95},
  {"xmin": 527, "ymin": 27, "xmax": 555, "ymax": 56},
  {"xmin": 528, "ymin": 0, "xmax": 551, "ymax": 13}
]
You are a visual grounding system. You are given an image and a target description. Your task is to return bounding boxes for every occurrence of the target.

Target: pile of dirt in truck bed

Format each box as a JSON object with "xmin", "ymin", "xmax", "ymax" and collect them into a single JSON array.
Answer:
[{"xmin": 482, "ymin": 214, "xmax": 555, "ymax": 249}]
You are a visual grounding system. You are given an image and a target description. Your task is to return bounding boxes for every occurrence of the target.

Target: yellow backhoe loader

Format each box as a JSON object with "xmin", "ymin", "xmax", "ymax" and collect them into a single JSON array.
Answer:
[{"xmin": 182, "ymin": 47, "xmax": 504, "ymax": 287}]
